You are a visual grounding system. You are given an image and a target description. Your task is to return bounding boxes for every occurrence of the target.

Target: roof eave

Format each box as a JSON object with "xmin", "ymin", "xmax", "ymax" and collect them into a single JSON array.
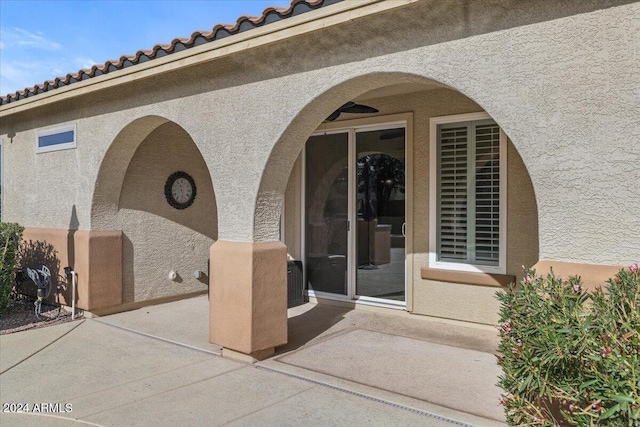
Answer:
[{"xmin": 0, "ymin": 0, "xmax": 420, "ymax": 119}]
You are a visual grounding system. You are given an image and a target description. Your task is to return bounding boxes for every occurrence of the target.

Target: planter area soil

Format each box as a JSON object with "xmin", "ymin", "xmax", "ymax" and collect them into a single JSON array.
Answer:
[{"xmin": 0, "ymin": 298, "xmax": 81, "ymax": 335}]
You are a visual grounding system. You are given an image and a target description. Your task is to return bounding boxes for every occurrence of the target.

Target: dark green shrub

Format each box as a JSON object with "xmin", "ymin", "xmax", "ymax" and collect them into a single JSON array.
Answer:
[
  {"xmin": 497, "ymin": 264, "xmax": 640, "ymax": 426},
  {"xmin": 0, "ymin": 222, "xmax": 24, "ymax": 314}
]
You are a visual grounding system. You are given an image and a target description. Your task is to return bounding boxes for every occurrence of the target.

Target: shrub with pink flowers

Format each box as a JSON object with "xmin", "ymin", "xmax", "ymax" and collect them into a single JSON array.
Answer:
[{"xmin": 496, "ymin": 264, "xmax": 640, "ymax": 426}]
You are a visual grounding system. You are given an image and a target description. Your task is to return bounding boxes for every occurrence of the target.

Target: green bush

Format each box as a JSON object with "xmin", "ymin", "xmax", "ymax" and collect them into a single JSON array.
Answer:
[
  {"xmin": 496, "ymin": 264, "xmax": 640, "ymax": 426},
  {"xmin": 0, "ymin": 222, "xmax": 24, "ymax": 314}
]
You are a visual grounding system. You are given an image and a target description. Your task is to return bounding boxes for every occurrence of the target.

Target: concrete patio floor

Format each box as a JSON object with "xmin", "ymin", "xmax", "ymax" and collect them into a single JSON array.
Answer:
[{"xmin": 1, "ymin": 296, "xmax": 507, "ymax": 426}]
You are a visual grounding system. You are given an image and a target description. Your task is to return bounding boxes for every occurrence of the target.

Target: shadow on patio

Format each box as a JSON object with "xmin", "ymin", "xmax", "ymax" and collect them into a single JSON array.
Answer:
[{"xmin": 95, "ymin": 295, "xmax": 506, "ymax": 425}]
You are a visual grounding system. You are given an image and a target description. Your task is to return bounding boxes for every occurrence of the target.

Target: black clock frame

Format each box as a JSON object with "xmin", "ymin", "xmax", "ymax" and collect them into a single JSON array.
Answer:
[{"xmin": 165, "ymin": 171, "xmax": 196, "ymax": 210}]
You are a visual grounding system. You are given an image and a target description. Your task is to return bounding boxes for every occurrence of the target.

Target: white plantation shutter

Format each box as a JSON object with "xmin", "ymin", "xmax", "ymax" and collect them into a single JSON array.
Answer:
[
  {"xmin": 474, "ymin": 123, "xmax": 500, "ymax": 265},
  {"xmin": 437, "ymin": 120, "xmax": 501, "ymax": 267},
  {"xmin": 437, "ymin": 125, "xmax": 468, "ymax": 262}
]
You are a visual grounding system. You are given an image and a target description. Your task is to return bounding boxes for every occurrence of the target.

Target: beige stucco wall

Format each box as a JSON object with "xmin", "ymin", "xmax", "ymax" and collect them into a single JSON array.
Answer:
[
  {"xmin": 1, "ymin": 1, "xmax": 638, "ymax": 312},
  {"xmin": 254, "ymin": 1, "xmax": 640, "ymax": 267},
  {"xmin": 116, "ymin": 122, "xmax": 216, "ymax": 302},
  {"xmin": 0, "ymin": 119, "xmax": 90, "ymax": 230},
  {"xmin": 284, "ymin": 155, "xmax": 302, "ymax": 260},
  {"xmin": 282, "ymin": 87, "xmax": 539, "ymax": 324}
]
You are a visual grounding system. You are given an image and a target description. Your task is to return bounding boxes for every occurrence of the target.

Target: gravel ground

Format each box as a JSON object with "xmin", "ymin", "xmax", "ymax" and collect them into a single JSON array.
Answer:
[{"xmin": 0, "ymin": 298, "xmax": 81, "ymax": 335}]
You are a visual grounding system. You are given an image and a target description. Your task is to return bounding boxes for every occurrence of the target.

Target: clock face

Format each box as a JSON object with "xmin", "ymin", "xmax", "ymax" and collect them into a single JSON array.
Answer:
[
  {"xmin": 165, "ymin": 172, "xmax": 196, "ymax": 209},
  {"xmin": 171, "ymin": 177, "xmax": 192, "ymax": 204}
]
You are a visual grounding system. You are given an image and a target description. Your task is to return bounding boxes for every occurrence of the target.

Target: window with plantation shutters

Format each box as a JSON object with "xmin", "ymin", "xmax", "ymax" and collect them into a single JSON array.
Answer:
[{"xmin": 431, "ymin": 114, "xmax": 505, "ymax": 272}]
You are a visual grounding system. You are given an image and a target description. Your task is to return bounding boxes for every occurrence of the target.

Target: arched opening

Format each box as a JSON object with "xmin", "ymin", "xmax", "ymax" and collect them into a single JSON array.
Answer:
[
  {"xmin": 259, "ymin": 72, "xmax": 539, "ymax": 325},
  {"xmin": 92, "ymin": 116, "xmax": 217, "ymax": 304}
]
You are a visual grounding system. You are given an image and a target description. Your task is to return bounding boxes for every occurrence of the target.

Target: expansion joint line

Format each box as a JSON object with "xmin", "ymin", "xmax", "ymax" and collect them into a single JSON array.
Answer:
[
  {"xmin": 252, "ymin": 364, "xmax": 475, "ymax": 426},
  {"xmin": 0, "ymin": 320, "xmax": 85, "ymax": 375},
  {"xmin": 89, "ymin": 319, "xmax": 477, "ymax": 426}
]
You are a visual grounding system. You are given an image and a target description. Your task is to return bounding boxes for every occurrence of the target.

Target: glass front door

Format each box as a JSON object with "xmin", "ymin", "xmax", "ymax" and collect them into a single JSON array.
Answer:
[{"xmin": 304, "ymin": 124, "xmax": 406, "ymax": 304}]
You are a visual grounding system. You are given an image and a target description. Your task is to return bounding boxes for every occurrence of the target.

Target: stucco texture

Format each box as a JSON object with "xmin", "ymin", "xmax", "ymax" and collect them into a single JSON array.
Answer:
[
  {"xmin": 284, "ymin": 155, "xmax": 302, "ymax": 260},
  {"xmin": 1, "ymin": 1, "xmax": 638, "ymax": 312},
  {"xmin": 115, "ymin": 122, "xmax": 216, "ymax": 302}
]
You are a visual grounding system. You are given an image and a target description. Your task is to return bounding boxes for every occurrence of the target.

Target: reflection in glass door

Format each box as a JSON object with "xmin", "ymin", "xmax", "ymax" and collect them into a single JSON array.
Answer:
[
  {"xmin": 305, "ymin": 132, "xmax": 349, "ymax": 295},
  {"xmin": 356, "ymin": 128, "xmax": 405, "ymax": 301},
  {"xmin": 304, "ymin": 124, "xmax": 406, "ymax": 304}
]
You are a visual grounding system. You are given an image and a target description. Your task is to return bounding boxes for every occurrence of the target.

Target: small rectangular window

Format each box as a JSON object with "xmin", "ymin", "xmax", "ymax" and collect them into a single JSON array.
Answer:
[{"xmin": 36, "ymin": 124, "xmax": 76, "ymax": 153}]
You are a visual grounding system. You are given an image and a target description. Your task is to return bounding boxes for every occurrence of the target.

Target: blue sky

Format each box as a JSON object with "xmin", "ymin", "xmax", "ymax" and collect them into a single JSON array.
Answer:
[{"xmin": 0, "ymin": 0, "xmax": 291, "ymax": 96}]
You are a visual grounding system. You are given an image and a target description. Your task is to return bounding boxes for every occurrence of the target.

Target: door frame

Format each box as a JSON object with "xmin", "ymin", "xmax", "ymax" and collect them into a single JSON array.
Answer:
[{"xmin": 301, "ymin": 112, "xmax": 414, "ymax": 311}]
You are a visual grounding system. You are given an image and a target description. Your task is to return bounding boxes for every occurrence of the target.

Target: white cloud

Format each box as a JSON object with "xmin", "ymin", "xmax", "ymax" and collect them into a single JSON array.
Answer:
[
  {"xmin": 74, "ymin": 57, "xmax": 97, "ymax": 70},
  {"xmin": 0, "ymin": 29, "xmax": 99, "ymax": 95},
  {"xmin": 1, "ymin": 61, "xmax": 46, "ymax": 93},
  {"xmin": 0, "ymin": 28, "xmax": 64, "ymax": 93},
  {"xmin": 0, "ymin": 63, "xmax": 22, "ymax": 82},
  {"xmin": 0, "ymin": 56, "xmax": 102, "ymax": 95},
  {"xmin": 0, "ymin": 59, "xmax": 70, "ymax": 95},
  {"xmin": 1, "ymin": 27, "xmax": 62, "ymax": 51}
]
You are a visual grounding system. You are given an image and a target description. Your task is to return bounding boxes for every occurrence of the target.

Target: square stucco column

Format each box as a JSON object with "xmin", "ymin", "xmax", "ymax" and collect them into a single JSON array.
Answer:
[
  {"xmin": 22, "ymin": 227, "xmax": 123, "ymax": 310},
  {"xmin": 209, "ymin": 240, "xmax": 287, "ymax": 362}
]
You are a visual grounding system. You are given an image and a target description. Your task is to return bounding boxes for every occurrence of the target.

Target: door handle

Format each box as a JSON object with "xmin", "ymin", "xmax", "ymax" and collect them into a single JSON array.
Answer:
[{"xmin": 402, "ymin": 222, "xmax": 406, "ymax": 237}]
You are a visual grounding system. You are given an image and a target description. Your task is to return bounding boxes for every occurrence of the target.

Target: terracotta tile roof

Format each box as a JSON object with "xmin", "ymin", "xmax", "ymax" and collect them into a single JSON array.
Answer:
[{"xmin": 1, "ymin": 0, "xmax": 342, "ymax": 106}]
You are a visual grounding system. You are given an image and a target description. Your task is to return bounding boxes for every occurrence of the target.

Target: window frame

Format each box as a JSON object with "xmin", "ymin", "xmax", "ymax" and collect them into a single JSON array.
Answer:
[
  {"xmin": 429, "ymin": 112, "xmax": 507, "ymax": 274},
  {"xmin": 35, "ymin": 124, "xmax": 76, "ymax": 154}
]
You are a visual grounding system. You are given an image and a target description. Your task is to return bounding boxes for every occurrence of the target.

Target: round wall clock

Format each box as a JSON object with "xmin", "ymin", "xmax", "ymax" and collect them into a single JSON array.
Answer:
[{"xmin": 165, "ymin": 171, "xmax": 196, "ymax": 209}]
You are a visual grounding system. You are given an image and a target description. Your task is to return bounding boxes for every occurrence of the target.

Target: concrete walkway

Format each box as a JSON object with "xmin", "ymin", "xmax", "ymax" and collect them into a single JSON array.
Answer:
[{"xmin": 1, "ymin": 296, "xmax": 507, "ymax": 427}]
